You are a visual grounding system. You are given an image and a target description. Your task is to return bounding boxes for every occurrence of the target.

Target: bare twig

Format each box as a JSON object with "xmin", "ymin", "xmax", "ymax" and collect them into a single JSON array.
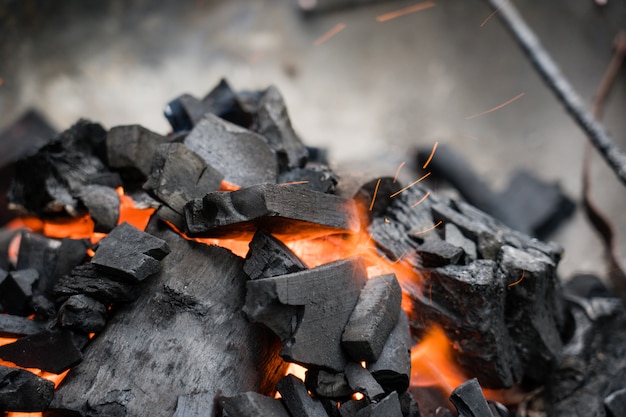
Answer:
[{"xmin": 485, "ymin": 0, "xmax": 626, "ymax": 188}]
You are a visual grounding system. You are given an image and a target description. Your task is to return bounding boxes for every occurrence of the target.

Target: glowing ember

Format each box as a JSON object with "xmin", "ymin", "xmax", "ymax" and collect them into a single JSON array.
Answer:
[
  {"xmin": 314, "ymin": 23, "xmax": 347, "ymax": 46},
  {"xmin": 464, "ymin": 92, "xmax": 525, "ymax": 120},
  {"xmin": 376, "ymin": 1, "xmax": 436, "ymax": 23}
]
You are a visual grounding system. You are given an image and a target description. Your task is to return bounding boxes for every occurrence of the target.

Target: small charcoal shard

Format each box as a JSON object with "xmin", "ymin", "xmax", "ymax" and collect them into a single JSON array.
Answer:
[
  {"xmin": 277, "ymin": 165, "xmax": 338, "ymax": 194},
  {"xmin": 106, "ymin": 124, "xmax": 172, "ymax": 181},
  {"xmin": 58, "ymin": 294, "xmax": 107, "ymax": 333},
  {"xmin": 0, "ymin": 268, "xmax": 38, "ymax": 316},
  {"xmin": 276, "ymin": 374, "xmax": 329, "ymax": 417},
  {"xmin": 344, "ymin": 362, "xmax": 386, "ymax": 401},
  {"xmin": 342, "ymin": 274, "xmax": 402, "ymax": 362},
  {"xmin": 355, "ymin": 391, "xmax": 403, "ymax": 417},
  {"xmin": 78, "ymin": 184, "xmax": 120, "ymax": 233},
  {"xmin": 449, "ymin": 378, "xmax": 494, "ymax": 417},
  {"xmin": 0, "ymin": 329, "xmax": 82, "ymax": 374},
  {"xmin": 444, "ymin": 223, "xmax": 476, "ymax": 262},
  {"xmin": 144, "ymin": 143, "xmax": 223, "ymax": 222},
  {"xmin": 352, "ymin": 177, "xmax": 403, "ymax": 221},
  {"xmin": 605, "ymin": 388, "xmax": 626, "ymax": 417},
  {"xmin": 338, "ymin": 399, "xmax": 368, "ymax": 417},
  {"xmin": 368, "ymin": 310, "xmax": 412, "ymax": 394},
  {"xmin": 91, "ymin": 222, "xmax": 171, "ymax": 283},
  {"xmin": 54, "ymin": 263, "xmax": 139, "ymax": 304},
  {"xmin": 0, "ymin": 313, "xmax": 46, "ymax": 338},
  {"xmin": 246, "ymin": 257, "xmax": 367, "ymax": 371},
  {"xmin": 220, "ymin": 392, "xmax": 290, "ymax": 417},
  {"xmin": 185, "ymin": 183, "xmax": 359, "ymax": 238},
  {"xmin": 416, "ymin": 239, "xmax": 464, "ymax": 267},
  {"xmin": 305, "ymin": 369, "xmax": 353, "ymax": 399},
  {"xmin": 250, "ymin": 85, "xmax": 309, "ymax": 171},
  {"xmin": 0, "ymin": 364, "xmax": 55, "ymax": 412},
  {"xmin": 164, "ymin": 94, "xmax": 202, "ymax": 132},
  {"xmin": 243, "ymin": 230, "xmax": 307, "ymax": 280},
  {"xmin": 173, "ymin": 392, "xmax": 217, "ymax": 417},
  {"xmin": 399, "ymin": 391, "xmax": 423, "ymax": 417},
  {"xmin": 183, "ymin": 114, "xmax": 278, "ymax": 187}
]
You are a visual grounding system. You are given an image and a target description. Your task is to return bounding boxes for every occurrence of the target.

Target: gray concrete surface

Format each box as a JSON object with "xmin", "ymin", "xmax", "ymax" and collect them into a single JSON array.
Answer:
[{"xmin": 1, "ymin": 0, "xmax": 625, "ymax": 281}]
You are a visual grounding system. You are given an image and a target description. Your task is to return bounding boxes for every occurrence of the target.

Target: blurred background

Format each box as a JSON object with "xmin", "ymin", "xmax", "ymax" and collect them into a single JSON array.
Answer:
[{"xmin": 1, "ymin": 0, "xmax": 625, "ymax": 281}]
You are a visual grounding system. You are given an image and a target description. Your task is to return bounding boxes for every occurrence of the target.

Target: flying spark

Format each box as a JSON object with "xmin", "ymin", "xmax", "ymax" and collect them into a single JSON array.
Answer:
[
  {"xmin": 376, "ymin": 1, "xmax": 436, "ymax": 22},
  {"xmin": 314, "ymin": 23, "xmax": 346, "ymax": 46},
  {"xmin": 508, "ymin": 270, "xmax": 526, "ymax": 287},
  {"xmin": 422, "ymin": 141, "xmax": 439, "ymax": 169},
  {"xmin": 393, "ymin": 162, "xmax": 406, "ymax": 183},
  {"xmin": 390, "ymin": 172, "xmax": 432, "ymax": 198},
  {"xmin": 480, "ymin": 0, "xmax": 510, "ymax": 27},
  {"xmin": 369, "ymin": 178, "xmax": 382, "ymax": 212},
  {"xmin": 414, "ymin": 220, "xmax": 443, "ymax": 235},
  {"xmin": 464, "ymin": 92, "xmax": 525, "ymax": 120},
  {"xmin": 411, "ymin": 191, "xmax": 431, "ymax": 208}
]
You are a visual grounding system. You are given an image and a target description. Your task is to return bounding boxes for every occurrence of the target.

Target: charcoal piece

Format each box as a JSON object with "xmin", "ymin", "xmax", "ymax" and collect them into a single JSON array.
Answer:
[
  {"xmin": 144, "ymin": 143, "xmax": 223, "ymax": 217},
  {"xmin": 185, "ymin": 183, "xmax": 359, "ymax": 238},
  {"xmin": 320, "ymin": 399, "xmax": 342, "ymax": 417},
  {"xmin": 399, "ymin": 391, "xmax": 423, "ymax": 417},
  {"xmin": 246, "ymin": 257, "xmax": 367, "ymax": 371},
  {"xmin": 243, "ymin": 282, "xmax": 302, "ymax": 342},
  {"xmin": 0, "ymin": 364, "xmax": 55, "ymax": 412},
  {"xmin": 277, "ymin": 165, "xmax": 338, "ymax": 194},
  {"xmin": 183, "ymin": 114, "xmax": 278, "ymax": 187},
  {"xmin": 31, "ymin": 294, "xmax": 57, "ymax": 320},
  {"xmin": 352, "ymin": 177, "xmax": 403, "ymax": 220},
  {"xmin": 155, "ymin": 204, "xmax": 186, "ymax": 231},
  {"xmin": 0, "ymin": 329, "xmax": 82, "ymax": 374},
  {"xmin": 488, "ymin": 401, "xmax": 513, "ymax": 417},
  {"xmin": 78, "ymin": 184, "xmax": 120, "ymax": 233},
  {"xmin": 338, "ymin": 399, "xmax": 368, "ymax": 417},
  {"xmin": 243, "ymin": 230, "xmax": 307, "ymax": 280},
  {"xmin": 0, "ymin": 268, "xmax": 38, "ymax": 316},
  {"xmin": 430, "ymin": 202, "xmax": 491, "ymax": 242},
  {"xmin": 444, "ymin": 223, "xmax": 476, "ymax": 261},
  {"xmin": 0, "ymin": 229, "xmax": 20, "ymax": 270},
  {"xmin": 477, "ymin": 231, "xmax": 501, "ymax": 260},
  {"xmin": 220, "ymin": 392, "xmax": 290, "ymax": 417},
  {"xmin": 368, "ymin": 311, "xmax": 411, "ymax": 394},
  {"xmin": 342, "ymin": 274, "xmax": 402, "ymax": 362},
  {"xmin": 449, "ymin": 378, "xmax": 493, "ymax": 417},
  {"xmin": 305, "ymin": 369, "xmax": 353, "ymax": 399},
  {"xmin": 173, "ymin": 392, "xmax": 217, "ymax": 417},
  {"xmin": 91, "ymin": 222, "xmax": 171, "ymax": 282},
  {"xmin": 355, "ymin": 391, "xmax": 403, "ymax": 417},
  {"xmin": 58, "ymin": 294, "xmax": 107, "ymax": 333},
  {"xmin": 344, "ymin": 362, "xmax": 386, "ymax": 401},
  {"xmin": 202, "ymin": 79, "xmax": 254, "ymax": 127},
  {"xmin": 0, "ymin": 313, "xmax": 45, "ymax": 337},
  {"xmin": 106, "ymin": 124, "xmax": 172, "ymax": 181},
  {"xmin": 164, "ymin": 94, "xmax": 199, "ymax": 132},
  {"xmin": 54, "ymin": 263, "xmax": 139, "ymax": 304},
  {"xmin": 250, "ymin": 85, "xmax": 309, "ymax": 170},
  {"xmin": 416, "ymin": 239, "xmax": 464, "ymax": 267},
  {"xmin": 276, "ymin": 374, "xmax": 329, "ymax": 417},
  {"xmin": 605, "ymin": 388, "xmax": 626, "ymax": 417}
]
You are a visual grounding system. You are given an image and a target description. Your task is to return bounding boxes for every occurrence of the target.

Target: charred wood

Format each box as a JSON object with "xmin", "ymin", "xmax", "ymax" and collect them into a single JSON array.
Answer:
[
  {"xmin": 78, "ymin": 184, "xmax": 120, "ymax": 233},
  {"xmin": 449, "ymin": 378, "xmax": 494, "ymax": 417},
  {"xmin": 57, "ymin": 294, "xmax": 108, "ymax": 333},
  {"xmin": 355, "ymin": 391, "xmax": 403, "ymax": 417},
  {"xmin": 338, "ymin": 399, "xmax": 368, "ymax": 417},
  {"xmin": 220, "ymin": 392, "xmax": 290, "ymax": 417},
  {"xmin": 344, "ymin": 362, "xmax": 386, "ymax": 401},
  {"xmin": 243, "ymin": 230, "xmax": 306, "ymax": 280},
  {"xmin": 54, "ymin": 263, "xmax": 139, "ymax": 305},
  {"xmin": 305, "ymin": 369, "xmax": 353, "ymax": 399},
  {"xmin": 0, "ymin": 268, "xmax": 38, "ymax": 316},
  {"xmin": 443, "ymin": 223, "xmax": 476, "ymax": 263},
  {"xmin": 398, "ymin": 391, "xmax": 423, "ymax": 417},
  {"xmin": 173, "ymin": 392, "xmax": 217, "ymax": 417},
  {"xmin": 277, "ymin": 165, "xmax": 338, "ymax": 194},
  {"xmin": 276, "ymin": 374, "xmax": 329, "ymax": 417},
  {"xmin": 415, "ymin": 239, "xmax": 464, "ymax": 267},
  {"xmin": 0, "ymin": 313, "xmax": 45, "ymax": 337},
  {"xmin": 0, "ymin": 364, "xmax": 55, "ymax": 412}
]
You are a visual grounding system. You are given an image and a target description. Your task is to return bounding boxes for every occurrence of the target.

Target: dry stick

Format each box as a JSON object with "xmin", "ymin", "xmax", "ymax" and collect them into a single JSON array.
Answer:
[{"xmin": 485, "ymin": 0, "xmax": 626, "ymax": 188}]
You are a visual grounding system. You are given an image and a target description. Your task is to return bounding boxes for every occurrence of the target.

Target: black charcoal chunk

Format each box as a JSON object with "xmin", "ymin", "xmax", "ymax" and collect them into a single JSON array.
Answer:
[
  {"xmin": 173, "ymin": 392, "xmax": 217, "ymax": 417},
  {"xmin": 243, "ymin": 230, "xmax": 306, "ymax": 280},
  {"xmin": 0, "ymin": 313, "xmax": 46, "ymax": 338},
  {"xmin": 605, "ymin": 388, "xmax": 626, "ymax": 417},
  {"xmin": 305, "ymin": 369, "xmax": 353, "ymax": 399},
  {"xmin": 164, "ymin": 94, "xmax": 201, "ymax": 132},
  {"xmin": 276, "ymin": 374, "xmax": 329, "ymax": 417},
  {"xmin": 0, "ymin": 329, "xmax": 83, "ymax": 374},
  {"xmin": 220, "ymin": 392, "xmax": 290, "ymax": 417},
  {"xmin": 58, "ymin": 294, "xmax": 107, "ymax": 333},
  {"xmin": 78, "ymin": 184, "xmax": 120, "ymax": 233},
  {"xmin": 0, "ymin": 268, "xmax": 38, "ymax": 316},
  {"xmin": 184, "ymin": 114, "xmax": 278, "ymax": 187},
  {"xmin": 444, "ymin": 223, "xmax": 476, "ymax": 261},
  {"xmin": 488, "ymin": 401, "xmax": 514, "ymax": 417},
  {"xmin": 416, "ymin": 239, "xmax": 464, "ymax": 267},
  {"xmin": 54, "ymin": 263, "xmax": 139, "ymax": 304},
  {"xmin": 344, "ymin": 362, "xmax": 386, "ymax": 401},
  {"xmin": 338, "ymin": 399, "xmax": 368, "ymax": 417},
  {"xmin": 353, "ymin": 177, "xmax": 403, "ymax": 220},
  {"xmin": 342, "ymin": 274, "xmax": 402, "ymax": 362},
  {"xmin": 399, "ymin": 391, "xmax": 423, "ymax": 417},
  {"xmin": 91, "ymin": 222, "xmax": 170, "ymax": 282},
  {"xmin": 449, "ymin": 378, "xmax": 494, "ymax": 417},
  {"xmin": 277, "ymin": 165, "xmax": 338, "ymax": 194},
  {"xmin": 202, "ymin": 79, "xmax": 254, "ymax": 127},
  {"xmin": 31, "ymin": 294, "xmax": 57, "ymax": 320},
  {"xmin": 0, "ymin": 364, "xmax": 55, "ymax": 412},
  {"xmin": 355, "ymin": 391, "xmax": 403, "ymax": 417}
]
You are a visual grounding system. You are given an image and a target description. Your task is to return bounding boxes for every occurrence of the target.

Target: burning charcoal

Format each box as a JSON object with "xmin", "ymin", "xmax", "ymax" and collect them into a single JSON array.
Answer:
[
  {"xmin": 338, "ymin": 399, "xmax": 368, "ymax": 417},
  {"xmin": 183, "ymin": 114, "xmax": 278, "ymax": 187},
  {"xmin": 244, "ymin": 230, "xmax": 306, "ymax": 280},
  {"xmin": 276, "ymin": 374, "xmax": 329, "ymax": 417},
  {"xmin": 0, "ymin": 329, "xmax": 82, "ymax": 374},
  {"xmin": 449, "ymin": 378, "xmax": 494, "ymax": 417},
  {"xmin": 368, "ymin": 311, "xmax": 412, "ymax": 394},
  {"xmin": 106, "ymin": 124, "xmax": 172, "ymax": 181},
  {"xmin": 0, "ymin": 313, "xmax": 45, "ymax": 337},
  {"xmin": 277, "ymin": 165, "xmax": 338, "ymax": 194},
  {"xmin": 185, "ymin": 183, "xmax": 359, "ymax": 238},
  {"xmin": 91, "ymin": 222, "xmax": 171, "ymax": 283},
  {"xmin": 54, "ymin": 263, "xmax": 139, "ymax": 304},
  {"xmin": 58, "ymin": 294, "xmax": 107, "ymax": 333},
  {"xmin": 305, "ymin": 369, "xmax": 353, "ymax": 399},
  {"xmin": 344, "ymin": 362, "xmax": 386, "ymax": 401},
  {"xmin": 604, "ymin": 388, "xmax": 626, "ymax": 417},
  {"xmin": 342, "ymin": 274, "xmax": 402, "ymax": 362},
  {"xmin": 444, "ymin": 223, "xmax": 476, "ymax": 262},
  {"xmin": 246, "ymin": 257, "xmax": 367, "ymax": 371},
  {"xmin": 78, "ymin": 184, "xmax": 120, "ymax": 233},
  {"xmin": 355, "ymin": 391, "xmax": 403, "ymax": 417},
  {"xmin": 250, "ymin": 85, "xmax": 309, "ymax": 170},
  {"xmin": 398, "ymin": 391, "xmax": 423, "ymax": 417},
  {"xmin": 220, "ymin": 392, "xmax": 290, "ymax": 417},
  {"xmin": 0, "ymin": 268, "xmax": 38, "ymax": 316},
  {"xmin": 173, "ymin": 392, "xmax": 217, "ymax": 417},
  {"xmin": 351, "ymin": 177, "xmax": 402, "ymax": 220},
  {"xmin": 0, "ymin": 229, "xmax": 19, "ymax": 270},
  {"xmin": 416, "ymin": 239, "xmax": 464, "ymax": 267},
  {"xmin": 0, "ymin": 364, "xmax": 55, "ymax": 412}
]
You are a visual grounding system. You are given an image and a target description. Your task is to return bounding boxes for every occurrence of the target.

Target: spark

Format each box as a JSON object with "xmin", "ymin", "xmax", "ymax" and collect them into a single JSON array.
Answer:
[
  {"xmin": 393, "ymin": 162, "xmax": 406, "ymax": 183},
  {"xmin": 413, "ymin": 220, "xmax": 442, "ymax": 235},
  {"xmin": 411, "ymin": 191, "xmax": 431, "ymax": 208},
  {"xmin": 465, "ymin": 92, "xmax": 525, "ymax": 120},
  {"xmin": 369, "ymin": 178, "xmax": 382, "ymax": 212},
  {"xmin": 314, "ymin": 22, "xmax": 346, "ymax": 46},
  {"xmin": 278, "ymin": 180, "xmax": 309, "ymax": 186},
  {"xmin": 480, "ymin": 0, "xmax": 510, "ymax": 27},
  {"xmin": 376, "ymin": 1, "xmax": 436, "ymax": 22},
  {"xmin": 390, "ymin": 172, "xmax": 432, "ymax": 198},
  {"xmin": 508, "ymin": 270, "xmax": 526, "ymax": 287},
  {"xmin": 422, "ymin": 141, "xmax": 439, "ymax": 169}
]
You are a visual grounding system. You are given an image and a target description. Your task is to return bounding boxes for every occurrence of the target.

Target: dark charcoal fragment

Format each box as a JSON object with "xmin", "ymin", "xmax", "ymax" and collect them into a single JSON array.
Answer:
[
  {"xmin": 173, "ymin": 392, "xmax": 217, "ymax": 417},
  {"xmin": 444, "ymin": 223, "xmax": 476, "ymax": 262},
  {"xmin": 305, "ymin": 369, "xmax": 353, "ymax": 399},
  {"xmin": 202, "ymin": 79, "xmax": 254, "ymax": 127},
  {"xmin": 54, "ymin": 263, "xmax": 139, "ymax": 304},
  {"xmin": 352, "ymin": 177, "xmax": 403, "ymax": 220},
  {"xmin": 344, "ymin": 362, "xmax": 386, "ymax": 401},
  {"xmin": 355, "ymin": 391, "xmax": 403, "ymax": 417},
  {"xmin": 278, "ymin": 165, "xmax": 338, "ymax": 193},
  {"xmin": 0, "ymin": 229, "xmax": 20, "ymax": 270},
  {"xmin": 399, "ymin": 391, "xmax": 423, "ymax": 417},
  {"xmin": 164, "ymin": 94, "xmax": 202, "ymax": 132},
  {"xmin": 31, "ymin": 294, "xmax": 57, "ymax": 320},
  {"xmin": 58, "ymin": 294, "xmax": 107, "ymax": 333},
  {"xmin": 0, "ymin": 268, "xmax": 38, "ymax": 316},
  {"xmin": 243, "ymin": 230, "xmax": 306, "ymax": 280},
  {"xmin": 220, "ymin": 392, "xmax": 290, "ymax": 417},
  {"xmin": 338, "ymin": 399, "xmax": 368, "ymax": 417},
  {"xmin": 0, "ymin": 364, "xmax": 55, "ymax": 412},
  {"xmin": 449, "ymin": 378, "xmax": 494, "ymax": 417},
  {"xmin": 416, "ymin": 239, "xmax": 464, "ymax": 267},
  {"xmin": 488, "ymin": 401, "xmax": 514, "ymax": 417},
  {"xmin": 91, "ymin": 222, "xmax": 170, "ymax": 282},
  {"xmin": 342, "ymin": 274, "xmax": 402, "ymax": 362},
  {"xmin": 0, "ymin": 313, "xmax": 46, "ymax": 337},
  {"xmin": 0, "ymin": 329, "xmax": 83, "ymax": 374},
  {"xmin": 604, "ymin": 388, "xmax": 626, "ymax": 417},
  {"xmin": 276, "ymin": 374, "xmax": 329, "ymax": 417},
  {"xmin": 78, "ymin": 184, "xmax": 120, "ymax": 233}
]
